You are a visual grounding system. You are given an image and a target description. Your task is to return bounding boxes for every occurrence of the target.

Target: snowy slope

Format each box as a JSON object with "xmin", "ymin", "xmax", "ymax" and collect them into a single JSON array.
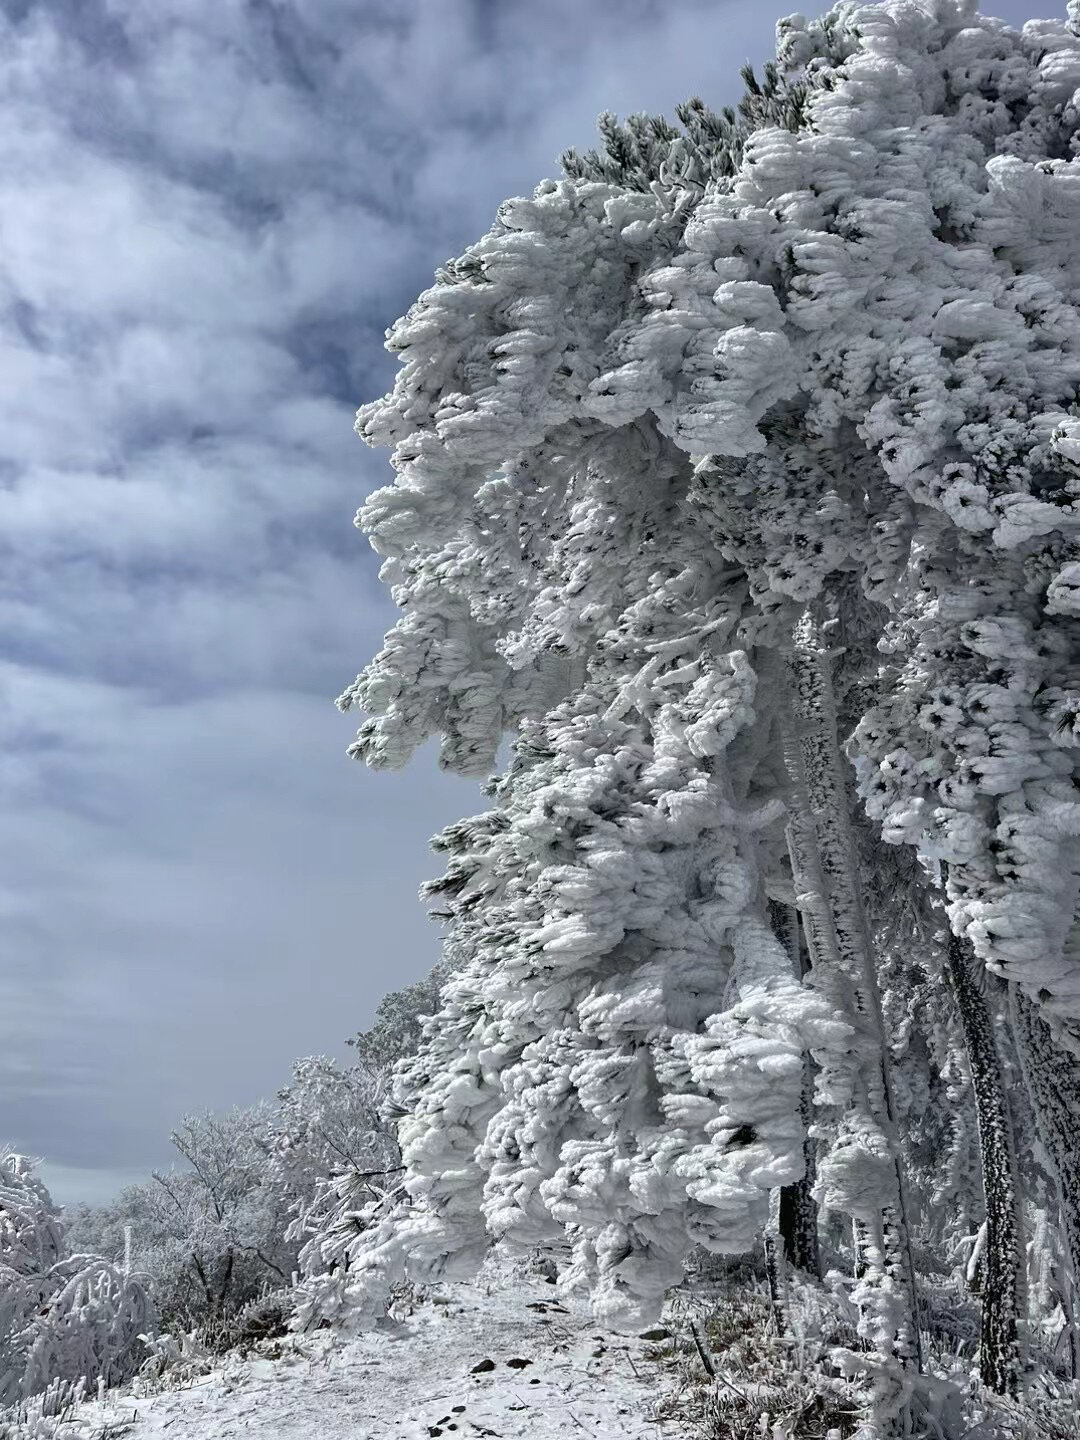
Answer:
[{"xmin": 81, "ymin": 1273, "xmax": 680, "ymax": 1440}]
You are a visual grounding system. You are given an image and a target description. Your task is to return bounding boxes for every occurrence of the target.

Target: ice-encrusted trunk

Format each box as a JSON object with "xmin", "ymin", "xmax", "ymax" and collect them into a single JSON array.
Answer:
[
  {"xmin": 781, "ymin": 612, "xmax": 922, "ymax": 1404},
  {"xmin": 1010, "ymin": 986, "xmax": 1080, "ymax": 1371},
  {"xmin": 763, "ymin": 1206, "xmax": 787, "ymax": 1330},
  {"xmin": 769, "ymin": 899, "xmax": 821, "ymax": 1279},
  {"xmin": 943, "ymin": 932, "xmax": 1020, "ymax": 1395},
  {"xmin": 763, "ymin": 898, "xmax": 820, "ymax": 1328}
]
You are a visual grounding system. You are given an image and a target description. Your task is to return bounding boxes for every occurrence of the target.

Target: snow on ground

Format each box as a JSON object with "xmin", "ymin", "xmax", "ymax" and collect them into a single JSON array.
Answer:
[{"xmin": 85, "ymin": 1272, "xmax": 682, "ymax": 1440}]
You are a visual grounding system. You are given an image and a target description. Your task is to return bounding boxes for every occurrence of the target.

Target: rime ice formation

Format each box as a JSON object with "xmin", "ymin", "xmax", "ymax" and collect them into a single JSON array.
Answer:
[
  {"xmin": 339, "ymin": 0, "xmax": 1080, "ymax": 1379},
  {"xmin": 0, "ymin": 1153, "xmax": 151, "ymax": 1408}
]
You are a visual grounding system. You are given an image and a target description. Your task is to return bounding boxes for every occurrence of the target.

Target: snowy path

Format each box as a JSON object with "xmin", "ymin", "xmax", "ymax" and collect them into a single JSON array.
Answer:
[{"xmin": 94, "ymin": 1276, "xmax": 680, "ymax": 1440}]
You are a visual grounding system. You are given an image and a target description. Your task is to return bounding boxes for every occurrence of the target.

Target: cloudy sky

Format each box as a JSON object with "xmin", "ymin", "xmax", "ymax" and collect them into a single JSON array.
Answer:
[{"xmin": 1, "ymin": 0, "xmax": 1045, "ymax": 1204}]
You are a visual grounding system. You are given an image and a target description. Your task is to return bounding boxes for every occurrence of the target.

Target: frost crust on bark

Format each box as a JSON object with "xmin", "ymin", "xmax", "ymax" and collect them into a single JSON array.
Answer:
[
  {"xmin": 783, "ymin": 617, "xmax": 922, "ymax": 1383},
  {"xmin": 945, "ymin": 934, "xmax": 1021, "ymax": 1395}
]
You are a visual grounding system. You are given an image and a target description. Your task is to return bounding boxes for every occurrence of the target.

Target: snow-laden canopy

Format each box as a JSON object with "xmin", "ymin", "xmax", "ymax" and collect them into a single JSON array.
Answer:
[
  {"xmin": 347, "ymin": 0, "xmax": 1080, "ymax": 1034},
  {"xmin": 0, "ymin": 1152, "xmax": 151, "ymax": 1408},
  {"xmin": 338, "ymin": 0, "xmax": 1080, "ymax": 1329}
]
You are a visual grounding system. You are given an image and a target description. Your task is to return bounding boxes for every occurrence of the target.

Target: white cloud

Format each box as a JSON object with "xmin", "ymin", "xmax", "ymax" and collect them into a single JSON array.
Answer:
[
  {"xmin": 0, "ymin": 669, "xmax": 478, "ymax": 1187},
  {"xmin": 0, "ymin": 0, "xmax": 1052, "ymax": 1201}
]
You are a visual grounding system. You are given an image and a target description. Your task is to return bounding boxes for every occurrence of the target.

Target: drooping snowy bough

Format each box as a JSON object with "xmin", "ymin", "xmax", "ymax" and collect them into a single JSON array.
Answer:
[
  {"xmin": 0, "ymin": 1152, "xmax": 152, "ymax": 1411},
  {"xmin": 334, "ymin": 0, "xmax": 1080, "ymax": 1409},
  {"xmin": 341, "ymin": 451, "xmax": 851, "ymax": 1328}
]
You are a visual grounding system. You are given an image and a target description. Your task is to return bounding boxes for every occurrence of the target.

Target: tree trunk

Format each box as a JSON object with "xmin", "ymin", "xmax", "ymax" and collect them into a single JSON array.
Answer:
[
  {"xmin": 191, "ymin": 1253, "xmax": 214, "ymax": 1315},
  {"xmin": 215, "ymin": 1250, "xmax": 236, "ymax": 1320},
  {"xmin": 769, "ymin": 900, "xmax": 822, "ymax": 1278},
  {"xmin": 944, "ymin": 933, "xmax": 1020, "ymax": 1395},
  {"xmin": 782, "ymin": 612, "xmax": 923, "ymax": 1391},
  {"xmin": 1010, "ymin": 986, "xmax": 1080, "ymax": 1369},
  {"xmin": 764, "ymin": 1227, "xmax": 786, "ymax": 1330}
]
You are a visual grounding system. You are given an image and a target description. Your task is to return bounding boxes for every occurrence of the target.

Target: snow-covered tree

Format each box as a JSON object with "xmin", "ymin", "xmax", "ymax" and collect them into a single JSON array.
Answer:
[
  {"xmin": 348, "ymin": 967, "xmax": 451, "ymax": 1070},
  {"xmin": 335, "ymin": 0, "xmax": 1080, "ymax": 1413},
  {"xmin": 335, "ymin": 627, "xmax": 850, "ymax": 1331},
  {"xmin": 68, "ymin": 1057, "xmax": 405, "ymax": 1346},
  {"xmin": 274, "ymin": 1056, "xmax": 402, "ymax": 1330},
  {"xmin": 272, "ymin": 1055, "xmax": 398, "ymax": 1208},
  {"xmin": 0, "ymin": 1151, "xmax": 151, "ymax": 1410},
  {"xmin": 72, "ymin": 1106, "xmax": 300, "ymax": 1333}
]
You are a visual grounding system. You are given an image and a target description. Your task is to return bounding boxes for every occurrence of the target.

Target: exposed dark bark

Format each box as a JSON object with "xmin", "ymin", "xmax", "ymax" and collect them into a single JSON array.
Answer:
[
  {"xmin": 778, "ymin": 1173, "xmax": 820, "ymax": 1277},
  {"xmin": 191, "ymin": 1253, "xmax": 213, "ymax": 1313},
  {"xmin": 251, "ymin": 1247, "xmax": 287, "ymax": 1280},
  {"xmin": 215, "ymin": 1250, "xmax": 236, "ymax": 1318},
  {"xmin": 944, "ymin": 934, "xmax": 1020, "ymax": 1396}
]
